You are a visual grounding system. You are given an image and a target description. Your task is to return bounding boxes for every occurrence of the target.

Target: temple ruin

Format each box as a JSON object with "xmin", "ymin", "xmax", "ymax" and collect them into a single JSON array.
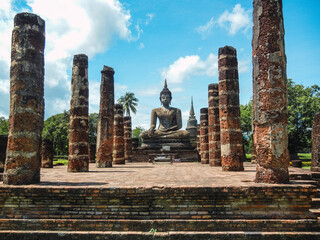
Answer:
[
  {"xmin": 199, "ymin": 107, "xmax": 209, "ymax": 164},
  {"xmin": 252, "ymin": 0, "xmax": 289, "ymax": 183},
  {"xmin": 96, "ymin": 66, "xmax": 115, "ymax": 168},
  {"xmin": 3, "ymin": 13, "xmax": 45, "ymax": 185},
  {"xmin": 218, "ymin": 46, "xmax": 244, "ymax": 171},
  {"xmin": 113, "ymin": 104, "xmax": 125, "ymax": 164},
  {"xmin": 41, "ymin": 139, "xmax": 54, "ymax": 168},
  {"xmin": 67, "ymin": 54, "xmax": 89, "ymax": 172},
  {"xmin": 208, "ymin": 83, "xmax": 221, "ymax": 166},
  {"xmin": 124, "ymin": 116, "xmax": 133, "ymax": 162}
]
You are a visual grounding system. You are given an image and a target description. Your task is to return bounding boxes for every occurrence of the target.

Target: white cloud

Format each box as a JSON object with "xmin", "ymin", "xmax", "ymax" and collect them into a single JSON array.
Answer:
[
  {"xmin": 195, "ymin": 17, "xmax": 215, "ymax": 39},
  {"xmin": 145, "ymin": 13, "xmax": 155, "ymax": 25},
  {"xmin": 218, "ymin": 4, "xmax": 250, "ymax": 35},
  {"xmin": 161, "ymin": 53, "xmax": 218, "ymax": 84},
  {"xmin": 138, "ymin": 42, "xmax": 145, "ymax": 50},
  {"xmin": 137, "ymin": 87, "xmax": 159, "ymax": 96},
  {"xmin": 171, "ymin": 87, "xmax": 184, "ymax": 93},
  {"xmin": 0, "ymin": 0, "xmax": 134, "ymax": 118}
]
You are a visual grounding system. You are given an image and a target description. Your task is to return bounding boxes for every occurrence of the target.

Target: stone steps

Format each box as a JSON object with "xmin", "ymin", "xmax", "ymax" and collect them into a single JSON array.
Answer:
[
  {"xmin": 1, "ymin": 230, "xmax": 320, "ymax": 240},
  {"xmin": 0, "ymin": 219, "xmax": 319, "ymax": 232},
  {"xmin": 312, "ymin": 198, "xmax": 320, "ymax": 208}
]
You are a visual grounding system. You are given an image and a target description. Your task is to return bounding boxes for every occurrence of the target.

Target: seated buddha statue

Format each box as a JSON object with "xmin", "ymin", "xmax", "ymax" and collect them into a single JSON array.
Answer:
[{"xmin": 141, "ymin": 80, "xmax": 190, "ymax": 140}]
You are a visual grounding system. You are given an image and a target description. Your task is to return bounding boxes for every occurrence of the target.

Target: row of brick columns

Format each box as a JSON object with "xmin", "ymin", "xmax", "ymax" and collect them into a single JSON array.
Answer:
[
  {"xmin": 3, "ymin": 0, "xmax": 320, "ymax": 184},
  {"xmin": 199, "ymin": 46, "xmax": 244, "ymax": 171},
  {"xmin": 198, "ymin": 0, "xmax": 292, "ymax": 183},
  {"xmin": 1, "ymin": 13, "xmax": 133, "ymax": 184}
]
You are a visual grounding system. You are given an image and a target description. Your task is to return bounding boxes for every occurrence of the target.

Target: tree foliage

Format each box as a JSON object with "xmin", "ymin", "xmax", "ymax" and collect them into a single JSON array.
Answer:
[
  {"xmin": 132, "ymin": 126, "xmax": 144, "ymax": 144},
  {"xmin": 240, "ymin": 100, "xmax": 253, "ymax": 153},
  {"xmin": 239, "ymin": 79, "xmax": 320, "ymax": 154},
  {"xmin": 117, "ymin": 92, "xmax": 138, "ymax": 116},
  {"xmin": 88, "ymin": 113, "xmax": 98, "ymax": 145},
  {"xmin": 42, "ymin": 111, "xmax": 99, "ymax": 155},
  {"xmin": 42, "ymin": 111, "xmax": 70, "ymax": 155},
  {"xmin": 287, "ymin": 79, "xmax": 320, "ymax": 153},
  {"xmin": 0, "ymin": 117, "xmax": 8, "ymax": 135}
]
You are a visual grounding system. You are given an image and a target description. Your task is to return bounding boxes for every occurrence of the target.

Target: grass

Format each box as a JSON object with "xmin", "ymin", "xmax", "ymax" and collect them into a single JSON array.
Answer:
[
  {"xmin": 298, "ymin": 153, "xmax": 311, "ymax": 160},
  {"xmin": 53, "ymin": 159, "xmax": 68, "ymax": 165}
]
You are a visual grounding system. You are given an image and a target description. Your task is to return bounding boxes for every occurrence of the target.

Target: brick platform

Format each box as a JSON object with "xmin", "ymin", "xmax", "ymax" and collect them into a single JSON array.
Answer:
[{"xmin": 0, "ymin": 162, "xmax": 319, "ymax": 239}]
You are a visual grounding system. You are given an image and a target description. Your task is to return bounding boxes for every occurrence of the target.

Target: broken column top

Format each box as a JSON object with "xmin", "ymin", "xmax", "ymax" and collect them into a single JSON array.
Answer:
[
  {"xmin": 14, "ymin": 12, "xmax": 45, "ymax": 29},
  {"xmin": 73, "ymin": 54, "xmax": 88, "ymax": 64},
  {"xmin": 200, "ymin": 108, "xmax": 208, "ymax": 114},
  {"xmin": 102, "ymin": 65, "xmax": 115, "ymax": 73},
  {"xmin": 219, "ymin": 46, "xmax": 237, "ymax": 55},
  {"xmin": 114, "ymin": 103, "xmax": 123, "ymax": 114},
  {"xmin": 208, "ymin": 83, "xmax": 218, "ymax": 90}
]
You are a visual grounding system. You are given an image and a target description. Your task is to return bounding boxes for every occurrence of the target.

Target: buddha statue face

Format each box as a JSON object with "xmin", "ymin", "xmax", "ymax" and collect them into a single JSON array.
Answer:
[
  {"xmin": 159, "ymin": 80, "xmax": 172, "ymax": 107},
  {"xmin": 160, "ymin": 93, "xmax": 171, "ymax": 106}
]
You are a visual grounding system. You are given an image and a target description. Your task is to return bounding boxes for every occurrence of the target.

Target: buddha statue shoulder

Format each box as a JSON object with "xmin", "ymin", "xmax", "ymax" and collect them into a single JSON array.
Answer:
[{"xmin": 140, "ymin": 80, "xmax": 190, "ymax": 139}]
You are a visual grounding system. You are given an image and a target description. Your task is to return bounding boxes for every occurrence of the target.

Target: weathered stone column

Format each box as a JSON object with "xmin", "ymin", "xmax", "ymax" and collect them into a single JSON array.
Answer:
[
  {"xmin": 196, "ymin": 124, "xmax": 200, "ymax": 153},
  {"xmin": 3, "ymin": 13, "xmax": 45, "ymax": 185},
  {"xmin": 200, "ymin": 108, "xmax": 209, "ymax": 164},
  {"xmin": 208, "ymin": 83, "xmax": 221, "ymax": 166},
  {"xmin": 96, "ymin": 66, "xmax": 114, "ymax": 168},
  {"xmin": 88, "ymin": 144, "xmax": 96, "ymax": 163},
  {"xmin": 311, "ymin": 113, "xmax": 320, "ymax": 172},
  {"xmin": 0, "ymin": 135, "xmax": 8, "ymax": 173},
  {"xmin": 68, "ymin": 54, "xmax": 89, "ymax": 172},
  {"xmin": 113, "ymin": 104, "xmax": 125, "ymax": 164},
  {"xmin": 219, "ymin": 46, "xmax": 244, "ymax": 171},
  {"xmin": 124, "ymin": 116, "xmax": 132, "ymax": 162},
  {"xmin": 41, "ymin": 139, "xmax": 53, "ymax": 168},
  {"xmin": 253, "ymin": 0, "xmax": 289, "ymax": 183}
]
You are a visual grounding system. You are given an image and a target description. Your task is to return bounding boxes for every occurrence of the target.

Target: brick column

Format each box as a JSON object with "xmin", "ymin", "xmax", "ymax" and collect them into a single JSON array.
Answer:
[
  {"xmin": 88, "ymin": 144, "xmax": 96, "ymax": 163},
  {"xmin": 41, "ymin": 139, "xmax": 53, "ymax": 168},
  {"xmin": 0, "ymin": 135, "xmax": 8, "ymax": 173},
  {"xmin": 124, "ymin": 116, "xmax": 132, "ymax": 162},
  {"xmin": 196, "ymin": 124, "xmax": 200, "ymax": 153},
  {"xmin": 208, "ymin": 83, "xmax": 221, "ymax": 166},
  {"xmin": 113, "ymin": 104, "xmax": 125, "ymax": 164},
  {"xmin": 200, "ymin": 108, "xmax": 209, "ymax": 164},
  {"xmin": 311, "ymin": 113, "xmax": 320, "ymax": 172},
  {"xmin": 219, "ymin": 46, "xmax": 244, "ymax": 171},
  {"xmin": 68, "ymin": 54, "xmax": 89, "ymax": 172},
  {"xmin": 253, "ymin": 0, "xmax": 289, "ymax": 183},
  {"xmin": 96, "ymin": 66, "xmax": 114, "ymax": 168},
  {"xmin": 4, "ymin": 13, "xmax": 45, "ymax": 184}
]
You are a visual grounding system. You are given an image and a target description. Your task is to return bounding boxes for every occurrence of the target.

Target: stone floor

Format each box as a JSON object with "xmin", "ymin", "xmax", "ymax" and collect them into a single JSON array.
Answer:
[{"xmin": 0, "ymin": 162, "xmax": 314, "ymax": 188}]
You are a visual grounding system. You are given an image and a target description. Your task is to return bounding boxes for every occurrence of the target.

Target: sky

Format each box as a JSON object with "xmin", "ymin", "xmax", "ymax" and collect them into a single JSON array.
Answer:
[{"xmin": 0, "ymin": 0, "xmax": 319, "ymax": 130}]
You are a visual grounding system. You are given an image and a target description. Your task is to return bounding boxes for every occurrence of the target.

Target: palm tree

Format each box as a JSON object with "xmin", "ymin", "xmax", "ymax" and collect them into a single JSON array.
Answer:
[{"xmin": 117, "ymin": 92, "xmax": 139, "ymax": 116}]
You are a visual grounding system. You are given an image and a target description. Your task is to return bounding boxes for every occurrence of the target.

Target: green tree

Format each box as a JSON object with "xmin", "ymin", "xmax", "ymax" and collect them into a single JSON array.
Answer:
[
  {"xmin": 0, "ymin": 117, "xmax": 8, "ymax": 135},
  {"xmin": 287, "ymin": 79, "xmax": 320, "ymax": 153},
  {"xmin": 132, "ymin": 126, "xmax": 144, "ymax": 144},
  {"xmin": 89, "ymin": 113, "xmax": 98, "ymax": 145},
  {"xmin": 239, "ymin": 79, "xmax": 320, "ymax": 154},
  {"xmin": 117, "ymin": 92, "xmax": 138, "ymax": 116},
  {"xmin": 42, "ymin": 111, "xmax": 70, "ymax": 155},
  {"xmin": 240, "ymin": 100, "xmax": 253, "ymax": 153}
]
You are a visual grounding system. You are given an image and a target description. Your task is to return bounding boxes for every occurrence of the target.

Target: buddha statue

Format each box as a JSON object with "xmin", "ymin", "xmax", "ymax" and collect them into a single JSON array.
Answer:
[{"xmin": 141, "ymin": 80, "xmax": 190, "ymax": 142}]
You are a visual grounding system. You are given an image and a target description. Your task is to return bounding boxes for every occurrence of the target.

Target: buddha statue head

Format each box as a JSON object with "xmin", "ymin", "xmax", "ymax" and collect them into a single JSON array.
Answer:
[{"xmin": 160, "ymin": 79, "xmax": 172, "ymax": 107}]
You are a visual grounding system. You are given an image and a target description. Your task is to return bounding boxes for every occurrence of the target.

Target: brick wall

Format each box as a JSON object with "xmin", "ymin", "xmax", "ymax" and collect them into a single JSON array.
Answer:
[{"xmin": 0, "ymin": 185, "xmax": 316, "ymax": 220}]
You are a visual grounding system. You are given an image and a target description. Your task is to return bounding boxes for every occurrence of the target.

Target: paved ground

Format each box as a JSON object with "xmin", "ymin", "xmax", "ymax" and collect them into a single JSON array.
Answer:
[{"xmin": 0, "ymin": 162, "xmax": 314, "ymax": 188}]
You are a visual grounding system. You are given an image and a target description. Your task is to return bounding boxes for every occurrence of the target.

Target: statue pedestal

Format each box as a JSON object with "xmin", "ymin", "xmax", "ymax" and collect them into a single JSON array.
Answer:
[
  {"xmin": 132, "ymin": 138, "xmax": 199, "ymax": 162},
  {"xmin": 141, "ymin": 138, "xmax": 192, "ymax": 150}
]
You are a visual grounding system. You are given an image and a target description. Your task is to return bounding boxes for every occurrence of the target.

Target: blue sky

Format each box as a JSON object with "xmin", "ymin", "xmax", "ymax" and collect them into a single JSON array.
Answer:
[{"xmin": 0, "ymin": 0, "xmax": 319, "ymax": 130}]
